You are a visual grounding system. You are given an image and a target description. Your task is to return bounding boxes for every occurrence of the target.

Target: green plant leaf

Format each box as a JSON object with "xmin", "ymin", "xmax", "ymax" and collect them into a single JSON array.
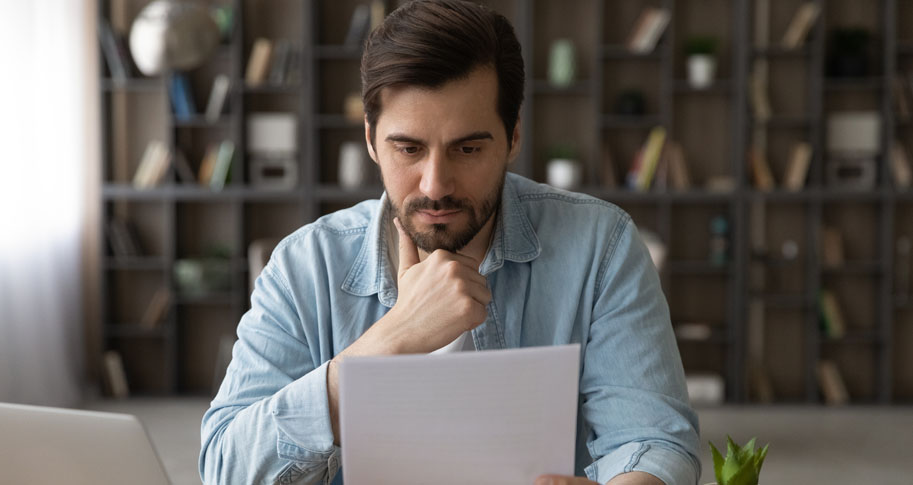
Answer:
[
  {"xmin": 743, "ymin": 437, "xmax": 757, "ymax": 457},
  {"xmin": 754, "ymin": 444, "xmax": 769, "ymax": 473},
  {"xmin": 721, "ymin": 450, "xmax": 742, "ymax": 482},
  {"xmin": 710, "ymin": 441, "xmax": 725, "ymax": 482},
  {"xmin": 725, "ymin": 459, "xmax": 760, "ymax": 485},
  {"xmin": 726, "ymin": 435, "xmax": 738, "ymax": 458},
  {"xmin": 737, "ymin": 437, "xmax": 755, "ymax": 465}
]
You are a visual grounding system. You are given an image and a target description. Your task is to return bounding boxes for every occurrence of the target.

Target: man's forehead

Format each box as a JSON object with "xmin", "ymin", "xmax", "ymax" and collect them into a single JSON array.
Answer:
[{"xmin": 374, "ymin": 69, "xmax": 501, "ymax": 139}]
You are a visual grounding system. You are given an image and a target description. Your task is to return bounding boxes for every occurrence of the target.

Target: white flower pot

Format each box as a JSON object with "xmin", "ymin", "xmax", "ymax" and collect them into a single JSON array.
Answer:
[
  {"xmin": 687, "ymin": 54, "xmax": 717, "ymax": 89},
  {"xmin": 338, "ymin": 141, "xmax": 370, "ymax": 189},
  {"xmin": 546, "ymin": 158, "xmax": 582, "ymax": 189}
]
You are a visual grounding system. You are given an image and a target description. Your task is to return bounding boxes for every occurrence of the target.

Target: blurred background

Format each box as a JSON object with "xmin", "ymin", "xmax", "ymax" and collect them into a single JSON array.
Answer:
[{"xmin": 1, "ymin": 0, "xmax": 912, "ymax": 483}]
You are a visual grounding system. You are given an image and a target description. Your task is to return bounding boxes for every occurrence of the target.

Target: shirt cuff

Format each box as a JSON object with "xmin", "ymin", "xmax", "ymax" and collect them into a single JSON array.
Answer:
[
  {"xmin": 270, "ymin": 360, "xmax": 341, "ymax": 467},
  {"xmin": 585, "ymin": 441, "xmax": 700, "ymax": 485}
]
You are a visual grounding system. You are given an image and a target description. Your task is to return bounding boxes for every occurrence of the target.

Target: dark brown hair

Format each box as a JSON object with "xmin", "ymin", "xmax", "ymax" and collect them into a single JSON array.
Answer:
[{"xmin": 361, "ymin": 0, "xmax": 524, "ymax": 147}]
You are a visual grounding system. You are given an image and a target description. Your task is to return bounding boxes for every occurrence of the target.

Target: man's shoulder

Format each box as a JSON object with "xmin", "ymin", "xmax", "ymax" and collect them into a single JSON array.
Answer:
[
  {"xmin": 272, "ymin": 198, "xmax": 380, "ymax": 259},
  {"xmin": 507, "ymin": 173, "xmax": 631, "ymax": 228}
]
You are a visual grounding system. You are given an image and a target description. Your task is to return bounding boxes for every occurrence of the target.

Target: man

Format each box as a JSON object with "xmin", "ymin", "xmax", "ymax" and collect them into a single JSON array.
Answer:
[{"xmin": 200, "ymin": 1, "xmax": 701, "ymax": 484}]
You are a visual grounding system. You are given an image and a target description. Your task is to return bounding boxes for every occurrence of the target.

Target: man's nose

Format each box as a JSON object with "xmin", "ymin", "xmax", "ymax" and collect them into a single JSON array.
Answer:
[{"xmin": 418, "ymin": 151, "xmax": 455, "ymax": 201}]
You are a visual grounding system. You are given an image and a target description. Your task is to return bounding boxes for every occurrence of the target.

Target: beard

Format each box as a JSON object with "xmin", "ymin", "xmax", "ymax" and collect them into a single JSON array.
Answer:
[{"xmin": 384, "ymin": 170, "xmax": 505, "ymax": 253}]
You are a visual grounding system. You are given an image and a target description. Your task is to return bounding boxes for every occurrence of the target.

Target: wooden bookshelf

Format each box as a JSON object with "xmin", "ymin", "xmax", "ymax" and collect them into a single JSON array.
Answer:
[{"xmin": 97, "ymin": 0, "xmax": 913, "ymax": 403}]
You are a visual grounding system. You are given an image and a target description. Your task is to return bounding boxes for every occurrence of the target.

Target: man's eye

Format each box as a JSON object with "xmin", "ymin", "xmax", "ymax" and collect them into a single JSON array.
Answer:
[
  {"xmin": 459, "ymin": 146, "xmax": 480, "ymax": 155},
  {"xmin": 398, "ymin": 146, "xmax": 420, "ymax": 155}
]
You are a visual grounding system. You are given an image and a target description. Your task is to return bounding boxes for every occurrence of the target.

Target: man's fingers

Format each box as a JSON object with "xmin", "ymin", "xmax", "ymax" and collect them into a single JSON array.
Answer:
[{"xmin": 394, "ymin": 217, "xmax": 420, "ymax": 276}]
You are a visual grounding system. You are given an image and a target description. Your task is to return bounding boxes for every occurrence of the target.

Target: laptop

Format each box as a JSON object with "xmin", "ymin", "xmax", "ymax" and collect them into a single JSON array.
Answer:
[{"xmin": 0, "ymin": 402, "xmax": 171, "ymax": 485}]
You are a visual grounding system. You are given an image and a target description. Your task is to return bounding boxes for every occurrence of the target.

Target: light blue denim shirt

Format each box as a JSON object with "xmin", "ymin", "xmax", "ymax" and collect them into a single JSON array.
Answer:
[{"xmin": 200, "ymin": 173, "xmax": 701, "ymax": 485}]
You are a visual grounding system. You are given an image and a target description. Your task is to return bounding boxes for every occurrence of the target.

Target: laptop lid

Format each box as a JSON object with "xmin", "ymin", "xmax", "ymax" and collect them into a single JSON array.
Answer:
[{"xmin": 0, "ymin": 402, "xmax": 171, "ymax": 485}]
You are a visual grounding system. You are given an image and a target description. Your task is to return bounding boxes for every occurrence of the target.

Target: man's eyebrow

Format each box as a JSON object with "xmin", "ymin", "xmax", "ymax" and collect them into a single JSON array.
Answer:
[{"xmin": 383, "ymin": 131, "xmax": 494, "ymax": 146}]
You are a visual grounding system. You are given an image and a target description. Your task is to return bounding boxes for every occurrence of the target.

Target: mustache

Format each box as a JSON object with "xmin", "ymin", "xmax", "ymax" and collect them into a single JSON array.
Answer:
[{"xmin": 404, "ymin": 196, "xmax": 469, "ymax": 213}]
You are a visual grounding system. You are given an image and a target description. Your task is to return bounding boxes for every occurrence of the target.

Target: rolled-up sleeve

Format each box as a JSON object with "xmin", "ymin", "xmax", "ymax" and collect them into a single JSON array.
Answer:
[
  {"xmin": 581, "ymin": 215, "xmax": 701, "ymax": 485},
  {"xmin": 200, "ymin": 256, "xmax": 340, "ymax": 485}
]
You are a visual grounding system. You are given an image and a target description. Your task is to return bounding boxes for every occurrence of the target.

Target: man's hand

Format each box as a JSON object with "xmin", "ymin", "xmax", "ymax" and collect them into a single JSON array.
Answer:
[
  {"xmin": 535, "ymin": 472, "xmax": 664, "ymax": 485},
  {"xmin": 379, "ymin": 217, "xmax": 492, "ymax": 353},
  {"xmin": 327, "ymin": 217, "xmax": 492, "ymax": 444}
]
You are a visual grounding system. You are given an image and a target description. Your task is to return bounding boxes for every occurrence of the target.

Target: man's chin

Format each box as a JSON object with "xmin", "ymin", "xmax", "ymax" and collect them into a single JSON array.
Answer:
[{"xmin": 407, "ymin": 224, "xmax": 474, "ymax": 253}]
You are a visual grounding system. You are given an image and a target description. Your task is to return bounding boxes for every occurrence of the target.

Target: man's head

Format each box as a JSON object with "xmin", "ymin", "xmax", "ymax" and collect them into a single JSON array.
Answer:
[{"xmin": 361, "ymin": 0, "xmax": 525, "ymax": 253}]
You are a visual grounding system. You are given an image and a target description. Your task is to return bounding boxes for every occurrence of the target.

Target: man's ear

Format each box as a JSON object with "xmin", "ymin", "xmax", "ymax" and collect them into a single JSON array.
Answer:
[
  {"xmin": 365, "ymin": 116, "xmax": 378, "ymax": 164},
  {"xmin": 507, "ymin": 119, "xmax": 521, "ymax": 164}
]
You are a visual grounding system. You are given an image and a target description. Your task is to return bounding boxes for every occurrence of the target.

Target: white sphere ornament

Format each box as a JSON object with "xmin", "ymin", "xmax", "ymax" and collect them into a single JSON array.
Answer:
[{"xmin": 129, "ymin": 0, "xmax": 220, "ymax": 76}]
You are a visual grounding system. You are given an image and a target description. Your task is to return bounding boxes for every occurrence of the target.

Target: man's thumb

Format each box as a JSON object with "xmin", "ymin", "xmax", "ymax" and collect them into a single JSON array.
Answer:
[{"xmin": 394, "ymin": 217, "xmax": 419, "ymax": 274}]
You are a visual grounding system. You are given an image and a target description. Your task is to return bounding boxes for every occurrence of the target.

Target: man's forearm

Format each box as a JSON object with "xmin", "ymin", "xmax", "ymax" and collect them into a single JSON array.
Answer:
[
  {"xmin": 326, "ymin": 313, "xmax": 404, "ymax": 445},
  {"xmin": 606, "ymin": 471, "xmax": 665, "ymax": 485}
]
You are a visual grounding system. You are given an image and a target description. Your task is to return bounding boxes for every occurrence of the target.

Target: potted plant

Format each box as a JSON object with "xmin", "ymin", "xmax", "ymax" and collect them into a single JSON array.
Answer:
[
  {"xmin": 707, "ymin": 436, "xmax": 769, "ymax": 485},
  {"xmin": 685, "ymin": 35, "xmax": 719, "ymax": 89},
  {"xmin": 545, "ymin": 142, "xmax": 582, "ymax": 190}
]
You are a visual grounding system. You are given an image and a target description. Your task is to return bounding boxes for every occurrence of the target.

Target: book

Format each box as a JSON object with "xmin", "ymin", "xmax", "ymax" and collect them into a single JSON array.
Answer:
[
  {"xmin": 132, "ymin": 141, "xmax": 171, "ymax": 188},
  {"xmin": 626, "ymin": 8, "xmax": 671, "ymax": 54},
  {"xmin": 198, "ymin": 143, "xmax": 220, "ymax": 185},
  {"xmin": 98, "ymin": 19, "xmax": 133, "ymax": 81},
  {"xmin": 748, "ymin": 145, "xmax": 776, "ymax": 190},
  {"xmin": 204, "ymin": 74, "xmax": 231, "ymax": 122},
  {"xmin": 750, "ymin": 64, "xmax": 772, "ymax": 121},
  {"xmin": 821, "ymin": 226, "xmax": 845, "ymax": 267},
  {"xmin": 140, "ymin": 288, "xmax": 171, "ymax": 328},
  {"xmin": 819, "ymin": 290, "xmax": 847, "ymax": 339},
  {"xmin": 783, "ymin": 141, "xmax": 811, "ymax": 191},
  {"xmin": 634, "ymin": 126, "xmax": 667, "ymax": 191},
  {"xmin": 103, "ymin": 350, "xmax": 130, "ymax": 399},
  {"xmin": 817, "ymin": 360, "xmax": 849, "ymax": 405},
  {"xmin": 268, "ymin": 40, "xmax": 291, "ymax": 85},
  {"xmin": 139, "ymin": 290, "xmax": 168, "ymax": 326},
  {"xmin": 107, "ymin": 217, "xmax": 143, "ymax": 258},
  {"xmin": 667, "ymin": 142, "xmax": 691, "ymax": 190},
  {"xmin": 345, "ymin": 5, "xmax": 371, "ymax": 46},
  {"xmin": 209, "ymin": 141, "xmax": 236, "ymax": 191},
  {"xmin": 245, "ymin": 38, "xmax": 273, "ymax": 85},
  {"xmin": 892, "ymin": 143, "xmax": 913, "ymax": 189},
  {"xmin": 169, "ymin": 73, "xmax": 197, "ymax": 121},
  {"xmin": 781, "ymin": 2, "xmax": 821, "ymax": 49}
]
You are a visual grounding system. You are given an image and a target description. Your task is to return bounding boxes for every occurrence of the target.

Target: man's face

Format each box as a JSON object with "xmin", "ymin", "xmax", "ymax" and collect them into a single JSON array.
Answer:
[{"xmin": 366, "ymin": 67, "xmax": 521, "ymax": 253}]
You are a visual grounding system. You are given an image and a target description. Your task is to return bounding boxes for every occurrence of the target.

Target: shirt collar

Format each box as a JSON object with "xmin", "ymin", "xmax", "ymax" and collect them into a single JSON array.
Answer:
[{"xmin": 341, "ymin": 173, "xmax": 541, "ymax": 307}]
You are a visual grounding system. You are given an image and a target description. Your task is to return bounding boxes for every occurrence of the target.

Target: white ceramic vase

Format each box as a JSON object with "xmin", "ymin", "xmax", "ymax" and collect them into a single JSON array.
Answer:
[
  {"xmin": 687, "ymin": 54, "xmax": 716, "ymax": 89},
  {"xmin": 338, "ymin": 141, "xmax": 369, "ymax": 189},
  {"xmin": 546, "ymin": 158, "xmax": 582, "ymax": 189}
]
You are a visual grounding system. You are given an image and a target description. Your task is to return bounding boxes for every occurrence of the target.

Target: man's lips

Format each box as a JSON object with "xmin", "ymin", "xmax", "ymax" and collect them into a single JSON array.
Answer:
[{"xmin": 415, "ymin": 209, "xmax": 462, "ymax": 224}]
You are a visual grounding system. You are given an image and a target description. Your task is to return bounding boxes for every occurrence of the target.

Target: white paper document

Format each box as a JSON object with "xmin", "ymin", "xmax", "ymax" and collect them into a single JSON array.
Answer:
[{"xmin": 339, "ymin": 344, "xmax": 580, "ymax": 485}]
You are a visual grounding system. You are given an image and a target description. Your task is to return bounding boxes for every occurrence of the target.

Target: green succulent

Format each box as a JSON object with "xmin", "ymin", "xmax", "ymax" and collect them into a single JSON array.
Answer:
[{"xmin": 708, "ymin": 436, "xmax": 768, "ymax": 485}]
